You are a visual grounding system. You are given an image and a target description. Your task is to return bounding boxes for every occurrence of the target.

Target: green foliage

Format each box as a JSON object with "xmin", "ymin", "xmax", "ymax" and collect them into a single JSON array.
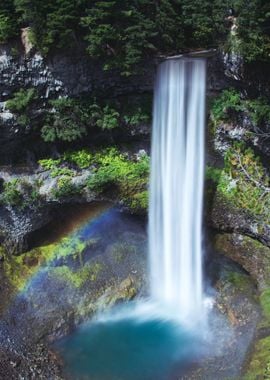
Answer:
[
  {"xmin": 3, "ymin": 0, "xmax": 270, "ymax": 68},
  {"xmin": 234, "ymin": 0, "xmax": 270, "ymax": 62},
  {"xmin": 86, "ymin": 148, "xmax": 149, "ymax": 211},
  {"xmin": 0, "ymin": 178, "xmax": 42, "ymax": 209},
  {"xmin": 64, "ymin": 150, "xmax": 93, "ymax": 169},
  {"xmin": 211, "ymin": 90, "xmax": 270, "ymax": 138},
  {"xmin": 205, "ymin": 166, "xmax": 222, "ymax": 183},
  {"xmin": 52, "ymin": 176, "xmax": 80, "ymax": 199},
  {"xmin": 81, "ymin": 0, "xmax": 229, "ymax": 74},
  {"xmin": 123, "ymin": 107, "xmax": 150, "ymax": 126},
  {"xmin": 51, "ymin": 167, "xmax": 75, "ymax": 178},
  {"xmin": 41, "ymin": 97, "xmax": 89, "ymax": 142},
  {"xmin": 225, "ymin": 270, "xmax": 251, "ymax": 291},
  {"xmin": 215, "ymin": 143, "xmax": 270, "ymax": 220},
  {"xmin": 39, "ymin": 158, "xmax": 75, "ymax": 177},
  {"xmin": 14, "ymin": 0, "xmax": 86, "ymax": 54},
  {"xmin": 1, "ymin": 179, "xmax": 22, "ymax": 206},
  {"xmin": 38, "ymin": 158, "xmax": 62, "ymax": 171},
  {"xmin": 41, "ymin": 98, "xmax": 123, "ymax": 142},
  {"xmin": 88, "ymin": 103, "xmax": 120, "ymax": 130},
  {"xmin": 3, "ymin": 235, "xmax": 87, "ymax": 291},
  {"xmin": 211, "ymin": 89, "xmax": 244, "ymax": 123},
  {"xmin": 247, "ymin": 98, "xmax": 270, "ymax": 127},
  {"xmin": 5, "ymin": 88, "xmax": 37, "ymax": 127},
  {"xmin": 5, "ymin": 0, "xmax": 229, "ymax": 73},
  {"xmin": 6, "ymin": 88, "xmax": 37, "ymax": 113},
  {"xmin": 40, "ymin": 94, "xmax": 152, "ymax": 142},
  {"xmin": 0, "ymin": 0, "xmax": 18, "ymax": 42},
  {"xmin": 130, "ymin": 190, "xmax": 148, "ymax": 213}
]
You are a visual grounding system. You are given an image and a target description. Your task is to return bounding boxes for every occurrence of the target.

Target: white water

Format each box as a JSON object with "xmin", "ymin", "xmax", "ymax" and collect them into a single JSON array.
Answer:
[{"xmin": 149, "ymin": 58, "xmax": 206, "ymax": 322}]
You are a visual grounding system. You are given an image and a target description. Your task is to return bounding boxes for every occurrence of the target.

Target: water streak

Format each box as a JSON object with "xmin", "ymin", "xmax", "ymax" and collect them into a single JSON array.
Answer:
[{"xmin": 149, "ymin": 58, "xmax": 206, "ymax": 322}]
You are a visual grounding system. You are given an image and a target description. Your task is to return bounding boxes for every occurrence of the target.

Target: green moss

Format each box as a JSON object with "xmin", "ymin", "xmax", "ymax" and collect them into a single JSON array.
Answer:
[
  {"xmin": 3, "ymin": 236, "xmax": 86, "ymax": 291},
  {"xmin": 3, "ymin": 244, "xmax": 56, "ymax": 291},
  {"xmin": 245, "ymin": 336, "xmax": 270, "ymax": 380},
  {"xmin": 51, "ymin": 261, "xmax": 103, "ymax": 288},
  {"xmin": 260, "ymin": 289, "xmax": 270, "ymax": 322},
  {"xmin": 225, "ymin": 271, "xmax": 251, "ymax": 292}
]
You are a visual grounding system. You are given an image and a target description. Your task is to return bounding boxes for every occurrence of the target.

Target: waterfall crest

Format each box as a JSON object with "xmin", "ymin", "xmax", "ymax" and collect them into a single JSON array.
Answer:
[{"xmin": 149, "ymin": 58, "xmax": 206, "ymax": 322}]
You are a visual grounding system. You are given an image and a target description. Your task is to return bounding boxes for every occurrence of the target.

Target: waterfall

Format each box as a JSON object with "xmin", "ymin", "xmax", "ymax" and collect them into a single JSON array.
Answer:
[{"xmin": 149, "ymin": 58, "xmax": 206, "ymax": 322}]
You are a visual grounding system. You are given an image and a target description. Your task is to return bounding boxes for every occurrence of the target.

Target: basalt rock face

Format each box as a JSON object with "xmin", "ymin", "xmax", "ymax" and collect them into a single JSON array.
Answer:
[
  {"xmin": 0, "ymin": 40, "xmax": 235, "ymax": 164},
  {"xmin": 0, "ymin": 204, "xmax": 51, "ymax": 254},
  {"xmin": 0, "ymin": 42, "xmax": 155, "ymax": 164},
  {"xmin": 0, "ymin": 167, "xmax": 97, "ymax": 254},
  {"xmin": 0, "ymin": 43, "xmax": 155, "ymax": 100}
]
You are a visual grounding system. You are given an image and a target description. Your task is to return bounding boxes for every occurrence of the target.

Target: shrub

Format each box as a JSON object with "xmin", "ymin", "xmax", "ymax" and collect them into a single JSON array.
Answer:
[
  {"xmin": 41, "ymin": 98, "xmax": 88, "ymax": 142},
  {"xmin": 6, "ymin": 88, "xmax": 37, "ymax": 113},
  {"xmin": 90, "ymin": 104, "xmax": 120, "ymax": 130},
  {"xmin": 52, "ymin": 176, "xmax": 80, "ymax": 199},
  {"xmin": 247, "ymin": 98, "xmax": 270, "ymax": 127},
  {"xmin": 123, "ymin": 107, "xmax": 150, "ymax": 126},
  {"xmin": 38, "ymin": 158, "xmax": 62, "ymax": 171},
  {"xmin": 0, "ymin": 178, "xmax": 42, "ymax": 209},
  {"xmin": 87, "ymin": 148, "xmax": 149, "ymax": 210},
  {"xmin": 130, "ymin": 190, "xmax": 148, "ymax": 213},
  {"xmin": 205, "ymin": 166, "xmax": 222, "ymax": 183},
  {"xmin": 211, "ymin": 89, "xmax": 244, "ymax": 123},
  {"xmin": 1, "ymin": 179, "xmax": 22, "ymax": 206},
  {"xmin": 5, "ymin": 88, "xmax": 37, "ymax": 127},
  {"xmin": 215, "ymin": 143, "xmax": 270, "ymax": 219},
  {"xmin": 211, "ymin": 89, "xmax": 270, "ymax": 138},
  {"xmin": 64, "ymin": 150, "xmax": 93, "ymax": 169}
]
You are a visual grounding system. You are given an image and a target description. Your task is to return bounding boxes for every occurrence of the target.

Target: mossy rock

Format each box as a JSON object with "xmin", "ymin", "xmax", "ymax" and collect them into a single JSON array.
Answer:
[
  {"xmin": 214, "ymin": 233, "xmax": 270, "ymax": 290},
  {"xmin": 3, "ymin": 236, "xmax": 87, "ymax": 291},
  {"xmin": 244, "ymin": 336, "xmax": 270, "ymax": 379},
  {"xmin": 96, "ymin": 276, "xmax": 138, "ymax": 311},
  {"xmin": 50, "ymin": 261, "xmax": 104, "ymax": 289}
]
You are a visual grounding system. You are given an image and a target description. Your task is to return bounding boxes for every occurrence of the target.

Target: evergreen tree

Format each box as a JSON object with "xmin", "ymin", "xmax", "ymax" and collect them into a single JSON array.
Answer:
[{"xmin": 0, "ymin": 0, "xmax": 18, "ymax": 42}]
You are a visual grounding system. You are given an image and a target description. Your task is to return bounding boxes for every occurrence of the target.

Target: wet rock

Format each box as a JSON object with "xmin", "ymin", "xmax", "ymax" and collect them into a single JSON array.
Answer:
[
  {"xmin": 0, "ymin": 204, "xmax": 52, "ymax": 255},
  {"xmin": 214, "ymin": 233, "xmax": 270, "ymax": 290},
  {"xmin": 211, "ymin": 192, "xmax": 270, "ymax": 248},
  {"xmin": 0, "ymin": 213, "xmax": 147, "ymax": 379}
]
